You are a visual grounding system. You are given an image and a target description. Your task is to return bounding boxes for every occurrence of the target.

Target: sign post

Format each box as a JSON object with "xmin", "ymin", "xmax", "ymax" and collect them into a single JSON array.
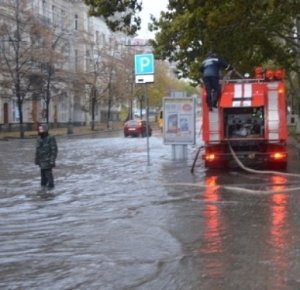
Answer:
[{"xmin": 134, "ymin": 54, "xmax": 155, "ymax": 165}]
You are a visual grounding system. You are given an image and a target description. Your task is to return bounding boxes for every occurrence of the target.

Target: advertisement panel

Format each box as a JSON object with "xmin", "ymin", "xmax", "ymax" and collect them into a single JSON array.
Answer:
[{"xmin": 163, "ymin": 97, "xmax": 195, "ymax": 145}]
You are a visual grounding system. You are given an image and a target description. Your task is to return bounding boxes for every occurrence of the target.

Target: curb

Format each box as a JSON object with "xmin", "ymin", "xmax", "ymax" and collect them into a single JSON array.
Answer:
[{"xmin": 0, "ymin": 127, "xmax": 123, "ymax": 141}]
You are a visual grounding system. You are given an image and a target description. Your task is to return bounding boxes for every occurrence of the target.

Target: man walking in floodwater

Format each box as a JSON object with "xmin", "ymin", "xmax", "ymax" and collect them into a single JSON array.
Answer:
[{"xmin": 35, "ymin": 124, "xmax": 58, "ymax": 189}]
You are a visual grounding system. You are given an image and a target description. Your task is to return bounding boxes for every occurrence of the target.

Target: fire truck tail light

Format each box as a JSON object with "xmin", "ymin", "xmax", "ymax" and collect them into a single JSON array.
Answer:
[
  {"xmin": 270, "ymin": 152, "xmax": 287, "ymax": 160},
  {"xmin": 205, "ymin": 153, "xmax": 216, "ymax": 162}
]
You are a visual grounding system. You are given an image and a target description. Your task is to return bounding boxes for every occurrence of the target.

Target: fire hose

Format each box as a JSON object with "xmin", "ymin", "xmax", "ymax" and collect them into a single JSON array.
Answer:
[{"xmin": 189, "ymin": 142, "xmax": 300, "ymax": 194}]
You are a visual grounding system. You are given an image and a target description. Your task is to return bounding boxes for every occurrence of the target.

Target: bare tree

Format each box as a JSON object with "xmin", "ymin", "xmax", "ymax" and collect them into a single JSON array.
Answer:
[
  {"xmin": 101, "ymin": 39, "xmax": 135, "ymax": 128},
  {"xmin": 80, "ymin": 35, "xmax": 109, "ymax": 130},
  {"xmin": 38, "ymin": 29, "xmax": 68, "ymax": 125},
  {"xmin": 81, "ymin": 34, "xmax": 133, "ymax": 130},
  {"xmin": 0, "ymin": 0, "xmax": 60, "ymax": 137}
]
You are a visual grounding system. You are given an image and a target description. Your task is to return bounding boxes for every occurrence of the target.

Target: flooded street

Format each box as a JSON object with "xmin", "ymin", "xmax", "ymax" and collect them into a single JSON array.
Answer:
[{"xmin": 1, "ymin": 131, "xmax": 300, "ymax": 290}]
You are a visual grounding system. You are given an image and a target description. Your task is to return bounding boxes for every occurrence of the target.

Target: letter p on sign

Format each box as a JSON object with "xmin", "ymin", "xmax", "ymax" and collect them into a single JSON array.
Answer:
[{"xmin": 135, "ymin": 54, "xmax": 154, "ymax": 75}]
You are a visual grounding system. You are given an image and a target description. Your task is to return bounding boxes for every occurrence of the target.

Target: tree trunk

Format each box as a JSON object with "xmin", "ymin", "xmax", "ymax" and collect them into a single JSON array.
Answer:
[
  {"xmin": 91, "ymin": 96, "xmax": 96, "ymax": 131},
  {"xmin": 46, "ymin": 98, "xmax": 50, "ymax": 125},
  {"xmin": 17, "ymin": 98, "xmax": 24, "ymax": 139},
  {"xmin": 296, "ymin": 16, "xmax": 300, "ymax": 115},
  {"xmin": 107, "ymin": 97, "xmax": 112, "ymax": 129},
  {"xmin": 46, "ymin": 74, "xmax": 51, "ymax": 125}
]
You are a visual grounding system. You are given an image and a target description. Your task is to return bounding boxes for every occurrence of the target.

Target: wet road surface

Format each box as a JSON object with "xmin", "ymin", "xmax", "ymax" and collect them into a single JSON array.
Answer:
[{"xmin": 1, "ymin": 131, "xmax": 300, "ymax": 290}]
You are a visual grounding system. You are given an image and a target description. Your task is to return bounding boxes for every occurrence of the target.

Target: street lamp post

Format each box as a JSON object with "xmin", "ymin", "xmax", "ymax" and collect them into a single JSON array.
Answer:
[
  {"xmin": 66, "ymin": 31, "xmax": 73, "ymax": 134},
  {"xmin": 129, "ymin": 68, "xmax": 134, "ymax": 120}
]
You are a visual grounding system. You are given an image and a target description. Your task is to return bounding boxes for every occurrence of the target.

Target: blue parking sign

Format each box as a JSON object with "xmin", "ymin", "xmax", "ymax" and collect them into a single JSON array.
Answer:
[{"xmin": 135, "ymin": 54, "xmax": 154, "ymax": 75}]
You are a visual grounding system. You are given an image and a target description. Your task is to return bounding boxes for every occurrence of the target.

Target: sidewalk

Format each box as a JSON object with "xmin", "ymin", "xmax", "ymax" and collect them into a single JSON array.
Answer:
[
  {"xmin": 288, "ymin": 131, "xmax": 300, "ymax": 150},
  {"xmin": 0, "ymin": 122, "xmax": 123, "ymax": 140}
]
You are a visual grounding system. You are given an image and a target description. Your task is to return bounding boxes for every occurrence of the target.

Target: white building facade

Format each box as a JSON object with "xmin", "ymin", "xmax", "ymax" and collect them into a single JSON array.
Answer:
[{"xmin": 0, "ymin": 0, "xmax": 132, "ymax": 130}]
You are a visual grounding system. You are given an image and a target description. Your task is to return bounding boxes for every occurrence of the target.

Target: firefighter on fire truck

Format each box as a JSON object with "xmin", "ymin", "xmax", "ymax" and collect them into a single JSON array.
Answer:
[{"xmin": 200, "ymin": 51, "xmax": 233, "ymax": 111}]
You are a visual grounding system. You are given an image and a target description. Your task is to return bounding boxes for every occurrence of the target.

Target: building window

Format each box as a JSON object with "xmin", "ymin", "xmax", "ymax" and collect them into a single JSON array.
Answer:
[
  {"xmin": 61, "ymin": 9, "xmax": 65, "ymax": 28},
  {"xmin": 74, "ymin": 49, "xmax": 78, "ymax": 70},
  {"xmin": 52, "ymin": 5, "xmax": 56, "ymax": 25},
  {"xmin": 31, "ymin": 0, "xmax": 36, "ymax": 10},
  {"xmin": 42, "ymin": 0, "xmax": 46, "ymax": 16},
  {"xmin": 96, "ymin": 31, "xmax": 99, "ymax": 43},
  {"xmin": 74, "ymin": 14, "xmax": 78, "ymax": 30},
  {"xmin": 101, "ymin": 33, "xmax": 106, "ymax": 45},
  {"xmin": 12, "ymin": 100, "xmax": 20, "ymax": 122},
  {"xmin": 86, "ymin": 49, "xmax": 90, "ymax": 71}
]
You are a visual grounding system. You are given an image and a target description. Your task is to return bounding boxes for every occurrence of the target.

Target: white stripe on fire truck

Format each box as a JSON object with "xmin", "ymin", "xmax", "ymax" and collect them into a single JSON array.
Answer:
[
  {"xmin": 233, "ymin": 83, "xmax": 252, "ymax": 107},
  {"xmin": 233, "ymin": 84, "xmax": 242, "ymax": 99},
  {"xmin": 244, "ymin": 84, "xmax": 252, "ymax": 98},
  {"xmin": 208, "ymin": 110, "xmax": 220, "ymax": 142},
  {"xmin": 242, "ymin": 84, "xmax": 252, "ymax": 107},
  {"xmin": 233, "ymin": 84, "xmax": 242, "ymax": 107},
  {"xmin": 267, "ymin": 83, "xmax": 279, "ymax": 140}
]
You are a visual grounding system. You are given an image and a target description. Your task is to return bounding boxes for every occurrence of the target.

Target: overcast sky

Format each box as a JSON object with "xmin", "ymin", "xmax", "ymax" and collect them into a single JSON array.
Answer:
[{"xmin": 137, "ymin": 0, "xmax": 168, "ymax": 39}]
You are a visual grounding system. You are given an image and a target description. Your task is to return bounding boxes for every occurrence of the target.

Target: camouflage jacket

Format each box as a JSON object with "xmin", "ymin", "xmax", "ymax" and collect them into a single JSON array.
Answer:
[{"xmin": 35, "ymin": 135, "xmax": 58, "ymax": 169}]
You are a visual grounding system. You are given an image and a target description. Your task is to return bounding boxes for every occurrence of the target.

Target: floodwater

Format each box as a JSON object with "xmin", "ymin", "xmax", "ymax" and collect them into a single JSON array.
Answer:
[{"xmin": 1, "ymin": 131, "xmax": 300, "ymax": 290}]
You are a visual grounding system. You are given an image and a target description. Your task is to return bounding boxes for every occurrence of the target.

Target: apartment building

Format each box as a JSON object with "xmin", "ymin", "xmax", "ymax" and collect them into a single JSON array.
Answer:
[{"xmin": 0, "ymin": 0, "xmax": 132, "ymax": 130}]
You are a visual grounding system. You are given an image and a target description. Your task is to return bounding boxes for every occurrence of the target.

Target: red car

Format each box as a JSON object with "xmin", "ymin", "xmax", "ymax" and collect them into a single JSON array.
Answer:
[{"xmin": 123, "ymin": 120, "xmax": 152, "ymax": 137}]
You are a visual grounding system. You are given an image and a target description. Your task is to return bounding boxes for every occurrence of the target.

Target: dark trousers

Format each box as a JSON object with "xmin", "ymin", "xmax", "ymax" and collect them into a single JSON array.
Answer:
[
  {"xmin": 203, "ymin": 76, "xmax": 220, "ymax": 108},
  {"xmin": 41, "ymin": 168, "xmax": 54, "ymax": 188}
]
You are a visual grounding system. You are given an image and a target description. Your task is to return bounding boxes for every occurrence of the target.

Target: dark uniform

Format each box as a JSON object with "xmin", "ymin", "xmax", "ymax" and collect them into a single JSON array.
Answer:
[
  {"xmin": 35, "ymin": 124, "xmax": 58, "ymax": 189},
  {"xmin": 200, "ymin": 53, "xmax": 232, "ymax": 110}
]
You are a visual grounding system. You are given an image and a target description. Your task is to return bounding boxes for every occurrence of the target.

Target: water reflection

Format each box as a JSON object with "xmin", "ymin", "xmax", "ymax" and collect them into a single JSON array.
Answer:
[
  {"xmin": 200, "ymin": 175, "xmax": 224, "ymax": 278},
  {"xmin": 268, "ymin": 175, "xmax": 289, "ymax": 289}
]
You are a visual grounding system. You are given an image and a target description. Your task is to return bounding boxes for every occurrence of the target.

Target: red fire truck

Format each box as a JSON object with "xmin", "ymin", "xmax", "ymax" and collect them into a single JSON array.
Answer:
[{"xmin": 201, "ymin": 67, "xmax": 288, "ymax": 169}]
